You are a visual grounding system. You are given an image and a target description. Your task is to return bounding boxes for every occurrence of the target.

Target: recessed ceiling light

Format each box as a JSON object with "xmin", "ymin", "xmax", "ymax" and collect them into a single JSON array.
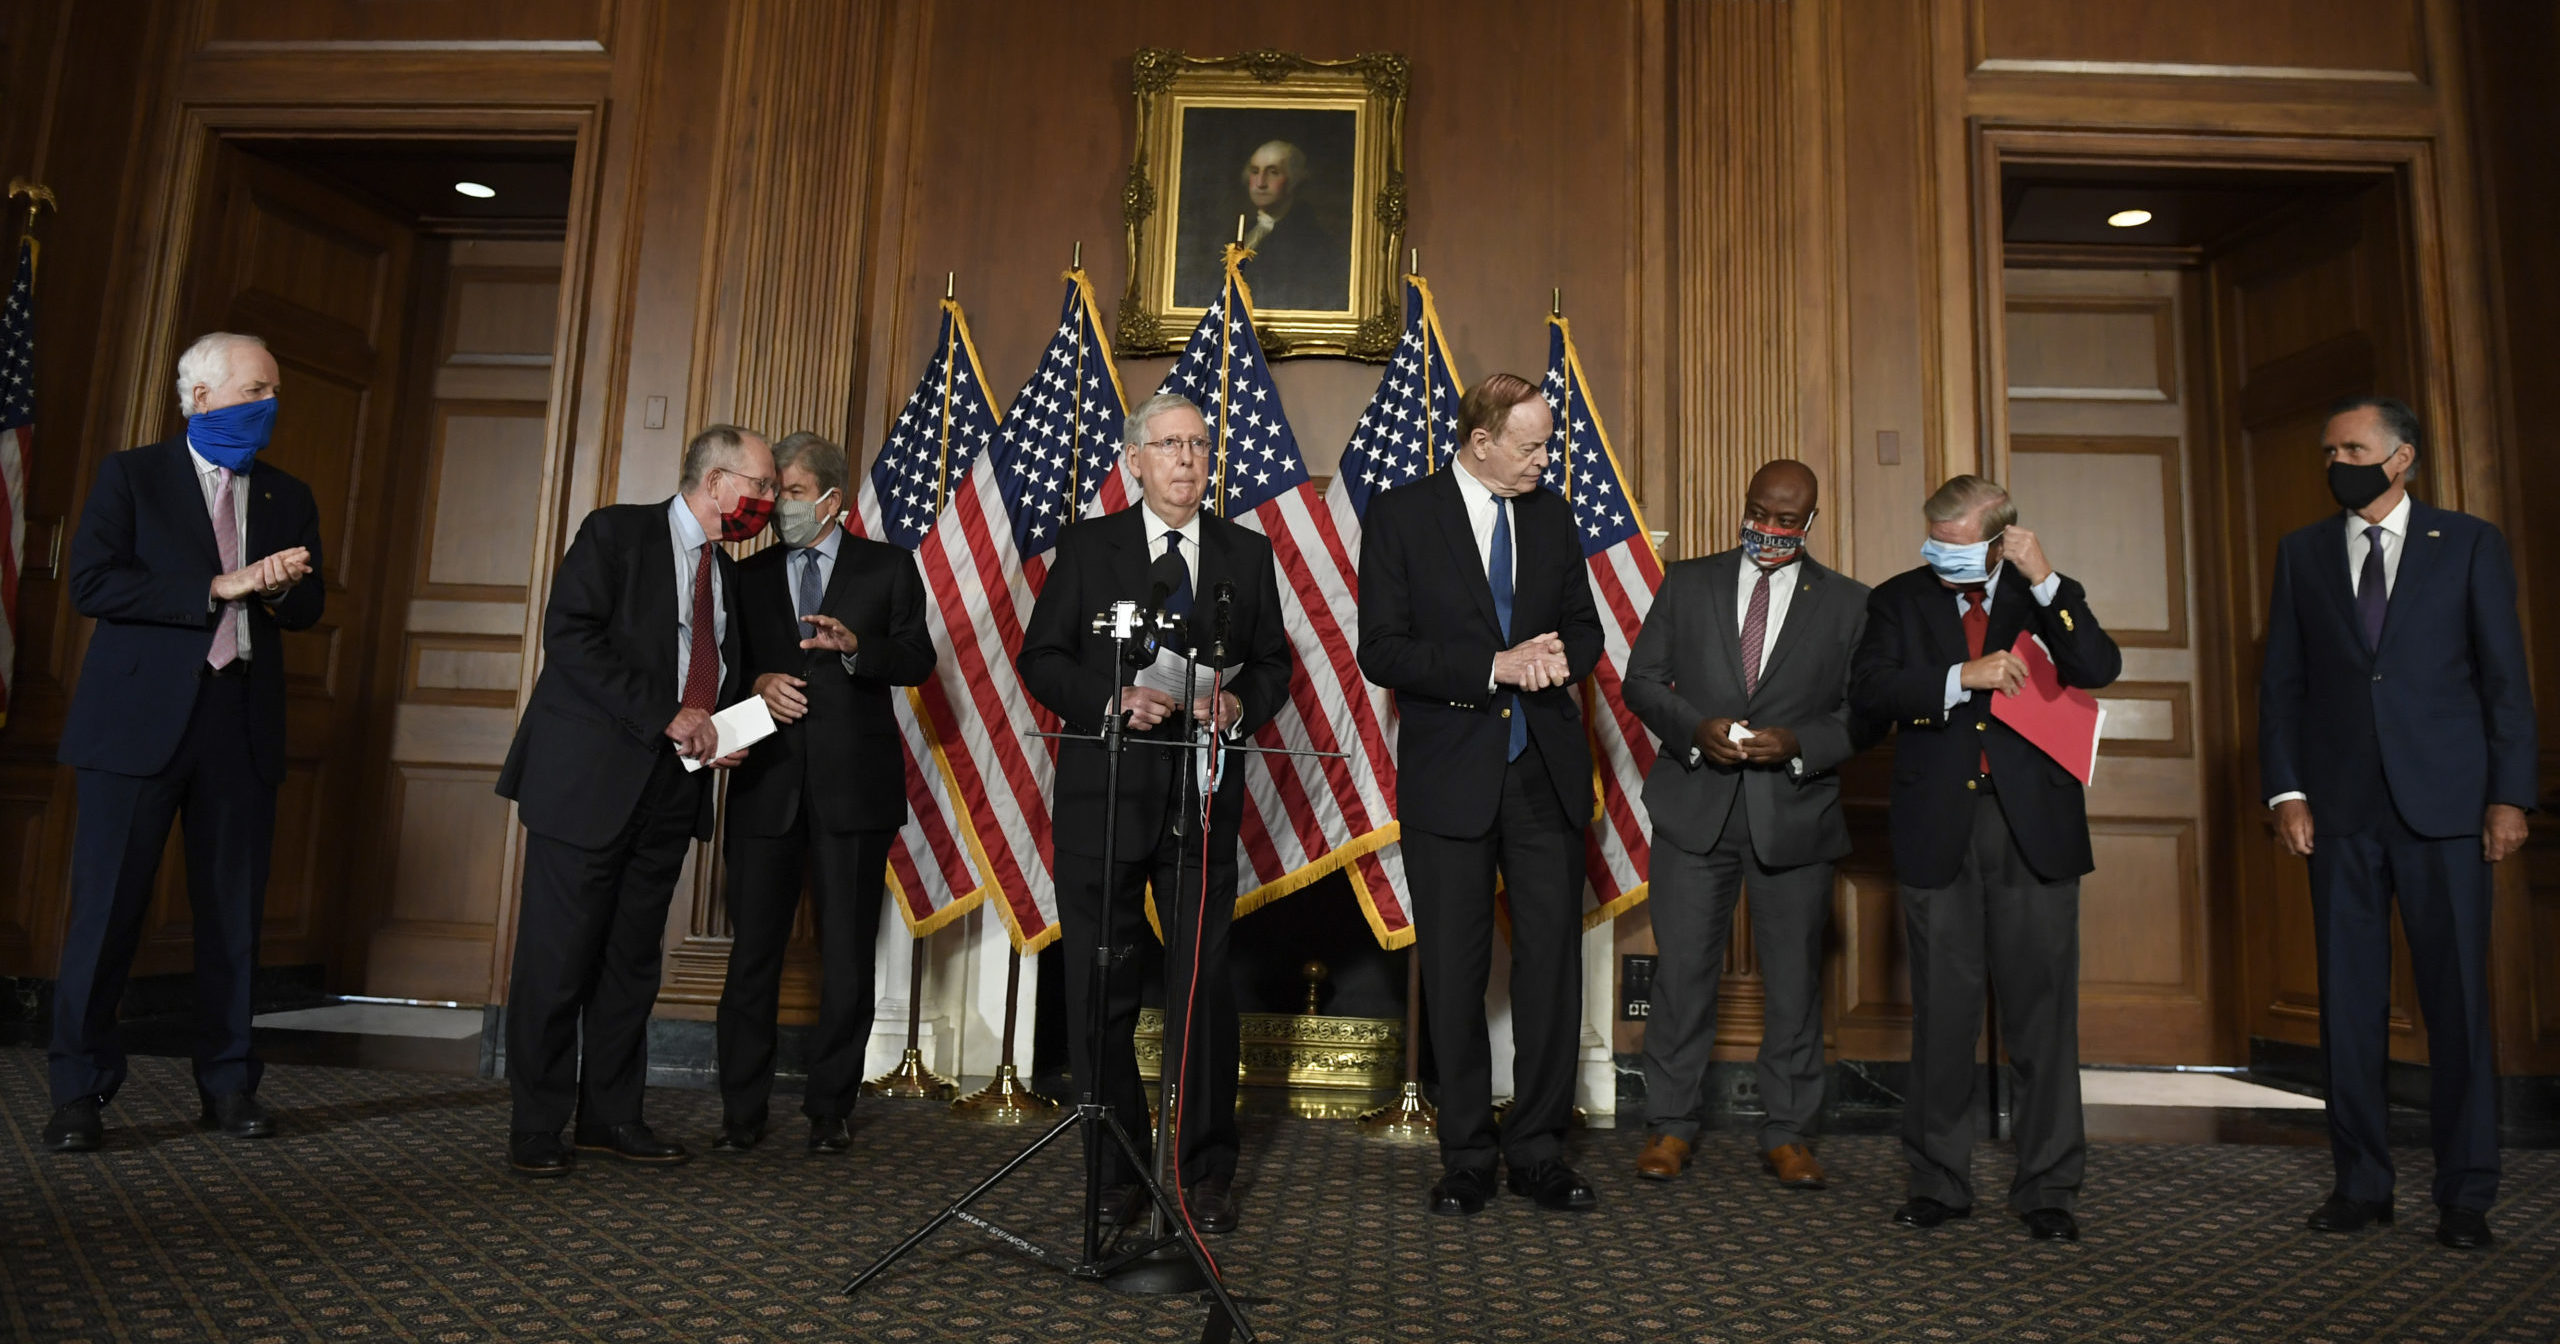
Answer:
[
  {"xmin": 2106, "ymin": 208, "xmax": 2152, "ymax": 228},
  {"xmin": 453, "ymin": 181, "xmax": 496, "ymax": 200}
]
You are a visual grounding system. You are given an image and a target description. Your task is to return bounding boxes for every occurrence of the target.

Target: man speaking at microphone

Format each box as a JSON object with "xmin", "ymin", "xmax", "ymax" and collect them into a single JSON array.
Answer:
[{"xmin": 1018, "ymin": 392, "xmax": 1291, "ymax": 1234}]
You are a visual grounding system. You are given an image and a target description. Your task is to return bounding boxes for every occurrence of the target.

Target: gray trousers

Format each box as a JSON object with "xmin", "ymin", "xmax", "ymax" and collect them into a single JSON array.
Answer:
[
  {"xmin": 1640, "ymin": 795, "xmax": 1835, "ymax": 1151},
  {"xmin": 1900, "ymin": 794, "xmax": 2084, "ymax": 1214}
]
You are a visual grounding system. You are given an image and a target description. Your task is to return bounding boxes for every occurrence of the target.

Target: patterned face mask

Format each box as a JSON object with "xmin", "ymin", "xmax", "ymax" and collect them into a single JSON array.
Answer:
[{"xmin": 1740, "ymin": 519, "xmax": 1808, "ymax": 568}]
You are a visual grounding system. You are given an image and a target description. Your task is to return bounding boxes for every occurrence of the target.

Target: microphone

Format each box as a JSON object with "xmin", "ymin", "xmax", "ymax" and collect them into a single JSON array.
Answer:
[
  {"xmin": 1123, "ymin": 556, "xmax": 1188, "ymax": 669},
  {"xmin": 1209, "ymin": 578, "xmax": 1235, "ymax": 666}
]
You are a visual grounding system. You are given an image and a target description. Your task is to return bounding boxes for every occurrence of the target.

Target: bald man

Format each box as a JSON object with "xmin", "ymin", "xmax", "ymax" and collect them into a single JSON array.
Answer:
[{"xmin": 1622, "ymin": 461, "xmax": 1874, "ymax": 1190}]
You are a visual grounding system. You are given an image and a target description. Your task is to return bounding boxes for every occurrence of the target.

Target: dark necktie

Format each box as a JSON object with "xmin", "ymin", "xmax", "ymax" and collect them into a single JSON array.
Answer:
[
  {"xmin": 796, "ymin": 548, "xmax": 824, "ymax": 625},
  {"xmin": 1162, "ymin": 531, "xmax": 1194, "ymax": 617},
  {"xmin": 2356, "ymin": 524, "xmax": 2388, "ymax": 652},
  {"xmin": 1963, "ymin": 590, "xmax": 1989, "ymax": 778},
  {"xmin": 1740, "ymin": 567, "xmax": 1772, "ymax": 697},
  {"xmin": 1489, "ymin": 498, "xmax": 1524, "ymax": 762},
  {"xmin": 682, "ymin": 542, "xmax": 719, "ymax": 712}
]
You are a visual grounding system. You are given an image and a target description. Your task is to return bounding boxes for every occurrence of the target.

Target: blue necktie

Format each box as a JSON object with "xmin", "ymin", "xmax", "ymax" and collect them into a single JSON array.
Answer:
[
  {"xmin": 1488, "ymin": 498, "xmax": 1525, "ymax": 762},
  {"xmin": 1162, "ymin": 531, "xmax": 1194, "ymax": 619},
  {"xmin": 797, "ymin": 548, "xmax": 824, "ymax": 625},
  {"xmin": 2356, "ymin": 524, "xmax": 2388, "ymax": 652}
]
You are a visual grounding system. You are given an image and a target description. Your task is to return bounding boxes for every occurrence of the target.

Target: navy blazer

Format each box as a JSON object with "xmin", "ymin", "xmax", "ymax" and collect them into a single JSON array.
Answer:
[
  {"xmin": 1850, "ymin": 563, "xmax": 2120, "ymax": 887},
  {"xmin": 2258, "ymin": 500, "xmax": 2539, "ymax": 836},
  {"xmin": 724, "ymin": 533, "xmax": 935, "ymax": 838},
  {"xmin": 1017, "ymin": 504, "xmax": 1292, "ymax": 861},
  {"xmin": 1355, "ymin": 468, "xmax": 1604, "ymax": 838},
  {"xmin": 498, "ymin": 501, "xmax": 748, "ymax": 849},
  {"xmin": 59, "ymin": 436, "xmax": 325, "ymax": 786}
]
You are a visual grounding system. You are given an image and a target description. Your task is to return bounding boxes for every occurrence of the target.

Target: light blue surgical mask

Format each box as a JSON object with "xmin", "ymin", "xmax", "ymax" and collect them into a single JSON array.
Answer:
[{"xmin": 1920, "ymin": 537, "xmax": 1994, "ymax": 585}]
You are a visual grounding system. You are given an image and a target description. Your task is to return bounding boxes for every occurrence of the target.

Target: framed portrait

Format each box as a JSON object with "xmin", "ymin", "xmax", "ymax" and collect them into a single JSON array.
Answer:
[{"xmin": 1116, "ymin": 49, "xmax": 1407, "ymax": 361}]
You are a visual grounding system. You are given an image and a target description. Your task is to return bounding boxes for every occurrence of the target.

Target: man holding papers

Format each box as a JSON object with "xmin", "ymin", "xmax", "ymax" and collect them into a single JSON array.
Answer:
[
  {"xmin": 712, "ymin": 432, "xmax": 934, "ymax": 1157},
  {"xmin": 496, "ymin": 424, "xmax": 774, "ymax": 1177},
  {"xmin": 2260, "ymin": 396, "xmax": 2535, "ymax": 1251},
  {"xmin": 1017, "ymin": 392, "xmax": 1291, "ymax": 1234},
  {"xmin": 1850, "ymin": 474, "xmax": 2119, "ymax": 1241}
]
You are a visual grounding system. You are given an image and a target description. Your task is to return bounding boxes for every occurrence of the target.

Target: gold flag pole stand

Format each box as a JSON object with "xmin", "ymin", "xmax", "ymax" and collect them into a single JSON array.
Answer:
[
  {"xmin": 952, "ymin": 948, "xmax": 1056, "ymax": 1122},
  {"xmin": 865, "ymin": 939, "xmax": 958, "ymax": 1100},
  {"xmin": 1358, "ymin": 952, "xmax": 1435, "ymax": 1140}
]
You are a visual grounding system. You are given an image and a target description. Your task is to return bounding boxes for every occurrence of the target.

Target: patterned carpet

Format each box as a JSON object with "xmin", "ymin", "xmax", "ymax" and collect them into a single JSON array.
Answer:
[{"xmin": 4, "ymin": 1049, "xmax": 2555, "ymax": 1343}]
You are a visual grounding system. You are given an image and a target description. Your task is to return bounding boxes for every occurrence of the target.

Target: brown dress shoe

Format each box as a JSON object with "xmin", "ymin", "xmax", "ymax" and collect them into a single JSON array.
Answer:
[
  {"xmin": 1760, "ymin": 1142, "xmax": 1827, "ymax": 1189},
  {"xmin": 1636, "ymin": 1133, "xmax": 1692, "ymax": 1181}
]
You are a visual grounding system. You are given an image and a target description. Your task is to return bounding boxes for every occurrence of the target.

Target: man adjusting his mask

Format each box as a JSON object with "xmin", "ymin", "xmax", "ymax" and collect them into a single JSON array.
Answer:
[
  {"xmin": 1851, "ymin": 474, "xmax": 2119, "ymax": 1242},
  {"xmin": 44, "ymin": 332, "xmax": 324, "ymax": 1154},
  {"xmin": 710, "ymin": 432, "xmax": 933, "ymax": 1157},
  {"xmin": 497, "ymin": 423, "xmax": 773, "ymax": 1177},
  {"xmin": 1623, "ymin": 460, "xmax": 1875, "ymax": 1192},
  {"xmin": 2260, "ymin": 397, "xmax": 2534, "ymax": 1251}
]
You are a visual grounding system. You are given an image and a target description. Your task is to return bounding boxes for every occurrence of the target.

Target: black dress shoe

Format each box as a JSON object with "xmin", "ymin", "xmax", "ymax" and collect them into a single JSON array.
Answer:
[
  {"xmin": 710, "ymin": 1120, "xmax": 765, "ymax": 1154},
  {"xmin": 573, "ymin": 1122, "xmax": 691, "ymax": 1165},
  {"xmin": 2021, "ymin": 1207, "xmax": 2080, "ymax": 1241},
  {"xmin": 1429, "ymin": 1166, "xmax": 1498, "ymax": 1217},
  {"xmin": 201, "ymin": 1092, "xmax": 273, "ymax": 1139},
  {"xmin": 807, "ymin": 1116, "xmax": 850, "ymax": 1154},
  {"xmin": 2436, "ymin": 1206, "xmax": 2493, "ymax": 1250},
  {"xmin": 1096, "ymin": 1183, "xmax": 1148, "ymax": 1226},
  {"xmin": 43, "ymin": 1098, "xmax": 103, "ymax": 1153},
  {"xmin": 1186, "ymin": 1174, "xmax": 1238, "ymax": 1234},
  {"xmin": 510, "ymin": 1131, "xmax": 576, "ymax": 1178},
  {"xmin": 1507, "ymin": 1159, "xmax": 1598, "ymax": 1213},
  {"xmin": 1893, "ymin": 1196, "xmax": 1972, "ymax": 1229},
  {"xmin": 2306, "ymin": 1194, "xmax": 2394, "ymax": 1232}
]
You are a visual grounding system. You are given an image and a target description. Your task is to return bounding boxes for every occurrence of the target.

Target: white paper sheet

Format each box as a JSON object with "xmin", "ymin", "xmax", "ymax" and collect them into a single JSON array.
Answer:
[{"xmin": 681, "ymin": 695, "xmax": 778, "ymax": 772}]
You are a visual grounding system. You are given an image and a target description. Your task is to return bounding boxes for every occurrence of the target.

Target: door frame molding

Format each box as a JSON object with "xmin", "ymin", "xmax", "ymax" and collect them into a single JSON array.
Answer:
[
  {"xmin": 1956, "ymin": 121, "xmax": 2506, "ymax": 1064},
  {"xmin": 96, "ymin": 100, "xmax": 607, "ymax": 1001}
]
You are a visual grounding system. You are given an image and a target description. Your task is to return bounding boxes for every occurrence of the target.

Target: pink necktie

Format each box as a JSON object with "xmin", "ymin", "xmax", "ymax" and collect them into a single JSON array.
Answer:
[
  {"xmin": 208, "ymin": 469, "xmax": 240, "ymax": 669},
  {"xmin": 1740, "ymin": 568, "xmax": 1771, "ymax": 696}
]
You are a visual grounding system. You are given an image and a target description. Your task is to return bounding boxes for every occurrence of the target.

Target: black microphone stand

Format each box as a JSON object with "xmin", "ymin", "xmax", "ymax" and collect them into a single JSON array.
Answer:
[{"xmin": 842, "ymin": 598, "xmax": 1261, "ymax": 1344}]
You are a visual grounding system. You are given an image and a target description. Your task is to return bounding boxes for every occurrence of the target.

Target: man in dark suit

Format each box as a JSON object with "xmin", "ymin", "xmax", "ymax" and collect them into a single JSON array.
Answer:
[
  {"xmin": 1851, "ymin": 474, "xmax": 2119, "ymax": 1241},
  {"xmin": 1357, "ymin": 372, "xmax": 1605, "ymax": 1217},
  {"xmin": 43, "ymin": 332, "xmax": 322, "ymax": 1153},
  {"xmin": 495, "ymin": 423, "xmax": 774, "ymax": 1177},
  {"xmin": 2260, "ymin": 396, "xmax": 2536, "ymax": 1251},
  {"xmin": 711, "ymin": 432, "xmax": 933, "ymax": 1156},
  {"xmin": 1018, "ymin": 391, "xmax": 1291, "ymax": 1234},
  {"xmin": 1622, "ymin": 459, "xmax": 1872, "ymax": 1190}
]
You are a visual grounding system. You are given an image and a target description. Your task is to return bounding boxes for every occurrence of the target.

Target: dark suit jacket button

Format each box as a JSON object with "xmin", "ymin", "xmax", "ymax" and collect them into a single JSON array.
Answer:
[
  {"xmin": 2371, "ymin": 673, "xmax": 2383, "ymax": 682},
  {"xmin": 1500, "ymin": 706, "xmax": 1511, "ymax": 718}
]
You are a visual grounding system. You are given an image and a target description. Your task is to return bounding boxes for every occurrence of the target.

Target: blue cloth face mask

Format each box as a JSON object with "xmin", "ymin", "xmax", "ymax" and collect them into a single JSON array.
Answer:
[
  {"xmin": 189, "ymin": 397, "xmax": 278, "ymax": 474},
  {"xmin": 1920, "ymin": 537, "xmax": 1994, "ymax": 586}
]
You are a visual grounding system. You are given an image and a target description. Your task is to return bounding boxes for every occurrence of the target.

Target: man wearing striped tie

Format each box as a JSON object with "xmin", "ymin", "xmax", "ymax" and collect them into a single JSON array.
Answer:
[
  {"xmin": 45, "ymin": 332, "xmax": 323, "ymax": 1153},
  {"xmin": 1621, "ymin": 460, "xmax": 1872, "ymax": 1193}
]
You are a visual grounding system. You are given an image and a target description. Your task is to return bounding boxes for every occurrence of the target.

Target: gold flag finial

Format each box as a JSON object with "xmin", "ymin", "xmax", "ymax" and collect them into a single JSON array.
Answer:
[
  {"xmin": 1409, "ymin": 248, "xmax": 1419, "ymax": 275},
  {"xmin": 944, "ymin": 271, "xmax": 955, "ymax": 300},
  {"xmin": 1072, "ymin": 240, "xmax": 1082, "ymax": 270},
  {"xmin": 7, "ymin": 178, "xmax": 55, "ymax": 241},
  {"xmin": 1551, "ymin": 287, "xmax": 1562, "ymax": 318},
  {"xmin": 1235, "ymin": 214, "xmax": 1247, "ymax": 244}
]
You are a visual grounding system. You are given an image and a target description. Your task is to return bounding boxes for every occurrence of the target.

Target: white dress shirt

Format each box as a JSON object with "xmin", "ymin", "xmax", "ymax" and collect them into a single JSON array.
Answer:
[
  {"xmin": 2266, "ymin": 495, "xmax": 2415, "ymax": 807},
  {"xmin": 1939, "ymin": 563, "xmax": 2064, "ymax": 711},
  {"xmin": 1736, "ymin": 555, "xmax": 1801, "ymax": 673},
  {"xmin": 668, "ymin": 497, "xmax": 729, "ymax": 697},
  {"xmin": 1140, "ymin": 504, "xmax": 1202, "ymax": 598},
  {"xmin": 1451, "ymin": 465, "xmax": 1521, "ymax": 692},
  {"xmin": 188, "ymin": 442, "xmax": 254, "ymax": 660}
]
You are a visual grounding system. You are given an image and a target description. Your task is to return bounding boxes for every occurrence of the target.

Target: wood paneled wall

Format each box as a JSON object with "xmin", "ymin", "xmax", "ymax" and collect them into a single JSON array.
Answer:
[{"xmin": 2, "ymin": 0, "xmax": 2550, "ymax": 1079}]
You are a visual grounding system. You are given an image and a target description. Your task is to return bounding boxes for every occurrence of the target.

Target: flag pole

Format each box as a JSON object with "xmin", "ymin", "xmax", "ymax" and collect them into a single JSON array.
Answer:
[
  {"xmin": 950, "ymin": 942, "xmax": 1058, "ymax": 1121},
  {"xmin": 1553, "ymin": 294, "xmax": 1573, "ymax": 504},
  {"xmin": 1357, "ymin": 952, "xmax": 1436, "ymax": 1139},
  {"xmin": 1215, "ymin": 237, "xmax": 1241, "ymax": 519},
  {"xmin": 1067, "ymin": 248, "xmax": 1085, "ymax": 523}
]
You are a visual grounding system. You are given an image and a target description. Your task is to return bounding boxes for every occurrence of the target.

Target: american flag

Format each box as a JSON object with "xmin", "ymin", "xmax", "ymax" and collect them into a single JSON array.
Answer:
[
  {"xmin": 1156, "ymin": 251, "xmax": 1407, "ymax": 944},
  {"xmin": 850, "ymin": 300, "xmax": 997, "ymax": 936},
  {"xmin": 1543, "ymin": 313, "xmax": 1663, "ymax": 926},
  {"xmin": 1324, "ymin": 274, "xmax": 1463, "ymax": 547},
  {"xmin": 938, "ymin": 270, "xmax": 1130, "ymax": 952},
  {"xmin": 1318, "ymin": 273, "xmax": 1467, "ymax": 945},
  {"xmin": 0, "ymin": 239, "xmax": 33, "ymax": 730}
]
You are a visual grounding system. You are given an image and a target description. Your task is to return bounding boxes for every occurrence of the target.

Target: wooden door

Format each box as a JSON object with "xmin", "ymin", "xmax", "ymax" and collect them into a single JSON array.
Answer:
[
  {"xmin": 138, "ymin": 144, "xmax": 413, "ymax": 983},
  {"xmin": 353, "ymin": 238, "xmax": 560, "ymax": 1003},
  {"xmin": 2003, "ymin": 266, "xmax": 2213, "ymax": 1063},
  {"xmin": 2205, "ymin": 181, "xmax": 2428, "ymax": 1061}
]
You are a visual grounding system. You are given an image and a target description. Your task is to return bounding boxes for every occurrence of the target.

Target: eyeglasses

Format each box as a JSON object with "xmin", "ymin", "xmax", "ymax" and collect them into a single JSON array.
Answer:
[
  {"xmin": 720, "ymin": 468, "xmax": 778, "ymax": 498},
  {"xmin": 1141, "ymin": 436, "xmax": 1213, "ymax": 458}
]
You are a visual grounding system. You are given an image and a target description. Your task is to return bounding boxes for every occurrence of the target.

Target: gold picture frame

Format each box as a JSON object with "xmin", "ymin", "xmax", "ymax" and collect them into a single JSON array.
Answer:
[{"xmin": 1116, "ymin": 48, "xmax": 1407, "ymax": 361}]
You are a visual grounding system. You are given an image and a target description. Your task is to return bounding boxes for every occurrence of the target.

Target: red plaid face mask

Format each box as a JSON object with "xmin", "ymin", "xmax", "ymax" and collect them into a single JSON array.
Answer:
[{"xmin": 718, "ymin": 493, "xmax": 774, "ymax": 542}]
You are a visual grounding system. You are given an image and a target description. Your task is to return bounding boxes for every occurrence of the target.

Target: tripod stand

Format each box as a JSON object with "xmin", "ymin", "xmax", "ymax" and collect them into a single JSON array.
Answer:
[{"xmin": 842, "ymin": 596, "xmax": 1338, "ymax": 1342}]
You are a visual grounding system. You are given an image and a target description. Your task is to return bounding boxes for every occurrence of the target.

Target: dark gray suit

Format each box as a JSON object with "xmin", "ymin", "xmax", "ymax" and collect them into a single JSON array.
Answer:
[{"xmin": 1622, "ymin": 549, "xmax": 1871, "ymax": 1149}]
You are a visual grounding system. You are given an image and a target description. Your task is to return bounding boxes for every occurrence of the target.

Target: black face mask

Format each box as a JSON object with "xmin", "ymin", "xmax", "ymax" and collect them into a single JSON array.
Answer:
[{"xmin": 2327, "ymin": 460, "xmax": 2396, "ymax": 511}]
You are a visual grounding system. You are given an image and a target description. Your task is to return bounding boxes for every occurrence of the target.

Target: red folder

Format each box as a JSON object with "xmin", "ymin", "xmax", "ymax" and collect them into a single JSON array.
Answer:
[{"xmin": 1988, "ymin": 632, "xmax": 2104, "ymax": 785}]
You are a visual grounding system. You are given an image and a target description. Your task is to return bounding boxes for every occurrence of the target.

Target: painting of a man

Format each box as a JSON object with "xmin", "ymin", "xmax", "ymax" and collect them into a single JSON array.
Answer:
[{"xmin": 1172, "ymin": 109, "xmax": 1357, "ymax": 313}]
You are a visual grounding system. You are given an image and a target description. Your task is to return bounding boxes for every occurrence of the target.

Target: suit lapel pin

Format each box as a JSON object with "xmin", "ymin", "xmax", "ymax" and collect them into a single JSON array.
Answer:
[
  {"xmin": 2426, "ymin": 529, "xmax": 2440, "ymax": 537},
  {"xmin": 2060, "ymin": 610, "xmax": 2076, "ymax": 632}
]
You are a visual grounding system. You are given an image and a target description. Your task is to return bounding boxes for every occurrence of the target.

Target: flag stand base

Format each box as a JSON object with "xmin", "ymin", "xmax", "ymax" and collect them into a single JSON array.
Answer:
[
  {"xmin": 1356, "ymin": 1081, "xmax": 1438, "ymax": 1141},
  {"xmin": 950, "ymin": 1063, "xmax": 1057, "ymax": 1122},
  {"xmin": 862, "ymin": 1047, "xmax": 957, "ymax": 1101}
]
